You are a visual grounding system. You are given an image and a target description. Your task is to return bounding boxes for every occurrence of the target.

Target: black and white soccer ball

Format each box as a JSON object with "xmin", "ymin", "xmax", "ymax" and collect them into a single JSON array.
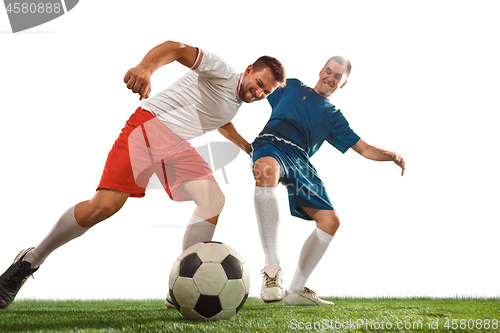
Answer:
[{"xmin": 168, "ymin": 241, "xmax": 250, "ymax": 321}]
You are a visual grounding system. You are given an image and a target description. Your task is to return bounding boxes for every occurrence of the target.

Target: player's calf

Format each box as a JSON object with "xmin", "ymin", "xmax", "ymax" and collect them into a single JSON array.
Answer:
[{"xmin": 74, "ymin": 190, "xmax": 129, "ymax": 228}]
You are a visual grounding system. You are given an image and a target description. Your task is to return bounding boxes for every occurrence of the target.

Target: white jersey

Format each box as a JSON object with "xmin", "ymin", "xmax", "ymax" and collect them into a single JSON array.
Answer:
[{"xmin": 141, "ymin": 49, "xmax": 243, "ymax": 140}]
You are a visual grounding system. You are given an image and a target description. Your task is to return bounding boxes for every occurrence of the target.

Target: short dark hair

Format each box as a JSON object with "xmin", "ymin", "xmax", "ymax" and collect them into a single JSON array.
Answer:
[
  {"xmin": 325, "ymin": 56, "xmax": 352, "ymax": 77},
  {"xmin": 252, "ymin": 56, "xmax": 286, "ymax": 87}
]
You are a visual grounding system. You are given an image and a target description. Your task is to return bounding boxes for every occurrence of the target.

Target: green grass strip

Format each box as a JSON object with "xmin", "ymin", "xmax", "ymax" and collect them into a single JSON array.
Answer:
[{"xmin": 0, "ymin": 297, "xmax": 499, "ymax": 332}]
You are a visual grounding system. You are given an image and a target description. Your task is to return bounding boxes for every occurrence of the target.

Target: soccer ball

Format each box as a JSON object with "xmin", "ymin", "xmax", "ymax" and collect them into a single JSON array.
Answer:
[{"xmin": 168, "ymin": 241, "xmax": 250, "ymax": 321}]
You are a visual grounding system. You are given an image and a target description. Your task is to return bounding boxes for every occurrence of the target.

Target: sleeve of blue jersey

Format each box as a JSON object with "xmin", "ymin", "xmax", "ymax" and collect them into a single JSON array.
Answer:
[
  {"xmin": 326, "ymin": 113, "xmax": 361, "ymax": 154},
  {"xmin": 266, "ymin": 78, "xmax": 294, "ymax": 108}
]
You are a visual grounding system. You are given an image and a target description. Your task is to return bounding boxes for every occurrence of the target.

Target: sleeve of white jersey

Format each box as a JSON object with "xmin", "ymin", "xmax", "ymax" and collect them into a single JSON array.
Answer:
[{"xmin": 191, "ymin": 49, "xmax": 235, "ymax": 81}]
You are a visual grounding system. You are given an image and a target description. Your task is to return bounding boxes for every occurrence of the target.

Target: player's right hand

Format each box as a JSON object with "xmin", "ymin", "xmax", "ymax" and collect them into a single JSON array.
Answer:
[{"xmin": 124, "ymin": 66, "xmax": 152, "ymax": 100}]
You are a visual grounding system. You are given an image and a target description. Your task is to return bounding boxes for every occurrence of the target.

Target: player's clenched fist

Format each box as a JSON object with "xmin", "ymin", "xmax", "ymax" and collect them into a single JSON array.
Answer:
[{"xmin": 124, "ymin": 66, "xmax": 152, "ymax": 100}]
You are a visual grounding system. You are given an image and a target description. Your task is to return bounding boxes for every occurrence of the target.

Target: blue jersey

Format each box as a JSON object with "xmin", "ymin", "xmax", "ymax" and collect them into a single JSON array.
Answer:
[{"xmin": 258, "ymin": 78, "xmax": 360, "ymax": 157}]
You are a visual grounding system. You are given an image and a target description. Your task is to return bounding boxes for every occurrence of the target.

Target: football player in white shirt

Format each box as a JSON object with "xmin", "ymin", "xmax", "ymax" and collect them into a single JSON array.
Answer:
[{"xmin": 0, "ymin": 40, "xmax": 285, "ymax": 309}]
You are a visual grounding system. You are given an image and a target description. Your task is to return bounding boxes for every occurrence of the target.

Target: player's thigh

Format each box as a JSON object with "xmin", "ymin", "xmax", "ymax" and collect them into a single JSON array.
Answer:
[
  {"xmin": 253, "ymin": 156, "xmax": 281, "ymax": 186},
  {"xmin": 75, "ymin": 189, "xmax": 130, "ymax": 226},
  {"xmin": 91, "ymin": 189, "xmax": 130, "ymax": 209}
]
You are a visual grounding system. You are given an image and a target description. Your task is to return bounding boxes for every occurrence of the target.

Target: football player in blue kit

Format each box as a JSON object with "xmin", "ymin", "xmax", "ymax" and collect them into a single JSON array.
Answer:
[{"xmin": 252, "ymin": 56, "xmax": 405, "ymax": 305}]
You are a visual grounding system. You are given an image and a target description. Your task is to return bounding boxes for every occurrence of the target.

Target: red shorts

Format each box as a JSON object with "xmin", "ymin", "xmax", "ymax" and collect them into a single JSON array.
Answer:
[{"xmin": 97, "ymin": 108, "xmax": 215, "ymax": 200}]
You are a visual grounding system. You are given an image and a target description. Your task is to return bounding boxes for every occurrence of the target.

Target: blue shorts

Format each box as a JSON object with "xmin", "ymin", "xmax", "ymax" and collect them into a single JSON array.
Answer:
[{"xmin": 251, "ymin": 137, "xmax": 334, "ymax": 220}]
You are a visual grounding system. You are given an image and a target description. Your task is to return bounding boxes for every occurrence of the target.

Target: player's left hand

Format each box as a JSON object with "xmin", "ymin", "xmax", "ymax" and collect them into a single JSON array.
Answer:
[{"xmin": 383, "ymin": 151, "xmax": 405, "ymax": 176}]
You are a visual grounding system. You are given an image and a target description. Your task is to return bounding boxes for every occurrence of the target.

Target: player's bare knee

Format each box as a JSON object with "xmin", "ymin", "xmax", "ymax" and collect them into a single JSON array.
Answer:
[
  {"xmin": 330, "ymin": 211, "xmax": 340, "ymax": 228},
  {"xmin": 211, "ymin": 189, "xmax": 225, "ymax": 214},
  {"xmin": 328, "ymin": 215, "xmax": 340, "ymax": 235},
  {"xmin": 253, "ymin": 161, "xmax": 279, "ymax": 186},
  {"xmin": 253, "ymin": 163, "xmax": 265, "ymax": 181},
  {"xmin": 317, "ymin": 213, "xmax": 340, "ymax": 235},
  {"xmin": 332, "ymin": 216, "xmax": 340, "ymax": 231},
  {"xmin": 198, "ymin": 187, "xmax": 225, "ymax": 218}
]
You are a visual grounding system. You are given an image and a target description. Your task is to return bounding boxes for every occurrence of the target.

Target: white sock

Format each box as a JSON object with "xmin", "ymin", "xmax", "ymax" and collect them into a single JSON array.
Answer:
[
  {"xmin": 23, "ymin": 205, "xmax": 89, "ymax": 268},
  {"xmin": 182, "ymin": 215, "xmax": 216, "ymax": 252},
  {"xmin": 288, "ymin": 227, "xmax": 333, "ymax": 295},
  {"xmin": 254, "ymin": 186, "xmax": 280, "ymax": 266}
]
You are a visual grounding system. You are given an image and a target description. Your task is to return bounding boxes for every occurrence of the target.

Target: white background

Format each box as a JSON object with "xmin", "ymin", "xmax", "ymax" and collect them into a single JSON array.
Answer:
[{"xmin": 1, "ymin": 1, "xmax": 499, "ymax": 300}]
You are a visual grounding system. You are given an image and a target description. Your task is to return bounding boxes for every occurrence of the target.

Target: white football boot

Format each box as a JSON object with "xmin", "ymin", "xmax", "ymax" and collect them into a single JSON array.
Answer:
[
  {"xmin": 165, "ymin": 293, "xmax": 175, "ymax": 309},
  {"xmin": 260, "ymin": 265, "xmax": 284, "ymax": 303},
  {"xmin": 283, "ymin": 287, "xmax": 334, "ymax": 306}
]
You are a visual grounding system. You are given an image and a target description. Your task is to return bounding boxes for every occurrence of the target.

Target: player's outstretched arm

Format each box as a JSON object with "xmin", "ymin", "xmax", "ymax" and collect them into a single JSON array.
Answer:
[
  {"xmin": 352, "ymin": 139, "xmax": 406, "ymax": 176},
  {"xmin": 218, "ymin": 122, "xmax": 251, "ymax": 155},
  {"xmin": 123, "ymin": 41, "xmax": 199, "ymax": 100}
]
